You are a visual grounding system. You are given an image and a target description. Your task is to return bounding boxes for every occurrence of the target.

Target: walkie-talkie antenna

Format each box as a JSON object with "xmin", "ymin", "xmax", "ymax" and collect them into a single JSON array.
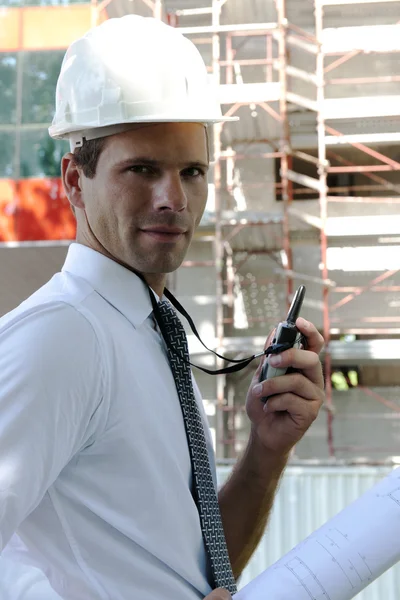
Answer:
[{"xmin": 286, "ymin": 285, "xmax": 306, "ymax": 324}]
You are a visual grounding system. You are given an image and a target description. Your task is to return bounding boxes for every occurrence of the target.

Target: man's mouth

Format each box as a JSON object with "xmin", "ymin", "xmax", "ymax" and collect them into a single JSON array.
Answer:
[{"xmin": 140, "ymin": 227, "xmax": 186, "ymax": 242}]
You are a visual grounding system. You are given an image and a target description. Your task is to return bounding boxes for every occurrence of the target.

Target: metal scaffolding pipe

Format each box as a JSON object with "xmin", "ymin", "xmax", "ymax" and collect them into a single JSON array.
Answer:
[
  {"xmin": 320, "ymin": 0, "xmax": 399, "ymax": 5},
  {"xmin": 219, "ymin": 58, "xmax": 274, "ymax": 66},
  {"xmin": 315, "ymin": 0, "xmax": 334, "ymax": 458},
  {"xmin": 328, "ymin": 165, "xmax": 400, "ymax": 173},
  {"xmin": 276, "ymin": 0, "xmax": 293, "ymax": 307},
  {"xmin": 327, "ymin": 151, "xmax": 400, "ymax": 193},
  {"xmin": 330, "ymin": 270, "xmax": 399, "ymax": 312},
  {"xmin": 328, "ymin": 75, "xmax": 400, "ymax": 85},
  {"xmin": 208, "ymin": 0, "xmax": 228, "ymax": 460},
  {"xmin": 325, "ymin": 124, "xmax": 400, "ymax": 169},
  {"xmin": 334, "ymin": 286, "xmax": 400, "ymax": 293},
  {"xmin": 174, "ymin": 6, "xmax": 212, "ymax": 16},
  {"xmin": 328, "ymin": 196, "xmax": 400, "ymax": 203},
  {"xmin": 176, "ymin": 22, "xmax": 278, "ymax": 35}
]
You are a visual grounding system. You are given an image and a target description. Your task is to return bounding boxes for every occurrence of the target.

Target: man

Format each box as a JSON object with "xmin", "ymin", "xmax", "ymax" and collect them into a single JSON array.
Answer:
[{"xmin": 0, "ymin": 15, "xmax": 324, "ymax": 600}]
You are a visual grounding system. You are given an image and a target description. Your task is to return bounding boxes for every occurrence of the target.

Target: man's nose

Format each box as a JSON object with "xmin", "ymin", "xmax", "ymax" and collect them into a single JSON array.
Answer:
[{"xmin": 152, "ymin": 172, "xmax": 187, "ymax": 212}]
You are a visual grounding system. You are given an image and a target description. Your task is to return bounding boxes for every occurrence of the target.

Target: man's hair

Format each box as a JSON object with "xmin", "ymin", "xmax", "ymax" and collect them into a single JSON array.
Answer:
[{"xmin": 72, "ymin": 137, "xmax": 107, "ymax": 178}]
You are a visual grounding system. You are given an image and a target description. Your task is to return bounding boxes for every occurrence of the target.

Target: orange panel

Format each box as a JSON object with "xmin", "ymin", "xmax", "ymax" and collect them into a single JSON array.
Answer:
[
  {"xmin": 0, "ymin": 180, "xmax": 16, "ymax": 241},
  {"xmin": 0, "ymin": 9, "xmax": 20, "ymax": 51},
  {"xmin": 16, "ymin": 179, "xmax": 76, "ymax": 241},
  {"xmin": 22, "ymin": 5, "xmax": 93, "ymax": 50},
  {"xmin": 98, "ymin": 9, "xmax": 108, "ymax": 25}
]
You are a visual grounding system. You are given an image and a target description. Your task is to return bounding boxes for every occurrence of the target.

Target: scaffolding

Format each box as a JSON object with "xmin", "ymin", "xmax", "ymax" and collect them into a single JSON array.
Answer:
[
  {"xmin": 90, "ymin": 0, "xmax": 400, "ymax": 461},
  {"xmin": 314, "ymin": 0, "xmax": 400, "ymax": 458}
]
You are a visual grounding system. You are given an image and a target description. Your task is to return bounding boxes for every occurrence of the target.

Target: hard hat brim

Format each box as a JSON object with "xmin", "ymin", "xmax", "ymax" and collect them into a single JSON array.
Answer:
[{"xmin": 49, "ymin": 115, "xmax": 240, "ymax": 143}]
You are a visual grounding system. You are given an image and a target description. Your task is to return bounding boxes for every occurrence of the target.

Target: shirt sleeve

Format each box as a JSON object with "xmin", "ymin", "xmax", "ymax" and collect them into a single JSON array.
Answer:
[{"xmin": 0, "ymin": 302, "xmax": 108, "ymax": 551}]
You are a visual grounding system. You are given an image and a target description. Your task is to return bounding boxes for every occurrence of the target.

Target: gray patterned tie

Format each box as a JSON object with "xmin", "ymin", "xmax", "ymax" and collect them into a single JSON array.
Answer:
[{"xmin": 158, "ymin": 299, "xmax": 237, "ymax": 594}]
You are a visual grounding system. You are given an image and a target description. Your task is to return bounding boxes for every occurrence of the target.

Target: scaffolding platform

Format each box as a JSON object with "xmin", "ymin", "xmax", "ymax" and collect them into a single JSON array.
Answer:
[
  {"xmin": 320, "ymin": 0, "xmax": 399, "ymax": 5},
  {"xmin": 324, "ymin": 96, "xmax": 400, "ymax": 120},
  {"xmin": 322, "ymin": 25, "xmax": 400, "ymax": 54}
]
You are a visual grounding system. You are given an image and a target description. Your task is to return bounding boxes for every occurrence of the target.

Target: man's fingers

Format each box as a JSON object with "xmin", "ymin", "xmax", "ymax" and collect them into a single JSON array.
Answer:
[
  {"xmin": 267, "ymin": 348, "xmax": 324, "ymax": 388},
  {"xmin": 255, "ymin": 371, "xmax": 324, "ymax": 404},
  {"xmin": 254, "ymin": 319, "xmax": 324, "ymax": 388},
  {"xmin": 296, "ymin": 317, "xmax": 324, "ymax": 354},
  {"xmin": 263, "ymin": 393, "xmax": 321, "ymax": 424},
  {"xmin": 269, "ymin": 348, "xmax": 319, "ymax": 370},
  {"xmin": 204, "ymin": 588, "xmax": 232, "ymax": 600}
]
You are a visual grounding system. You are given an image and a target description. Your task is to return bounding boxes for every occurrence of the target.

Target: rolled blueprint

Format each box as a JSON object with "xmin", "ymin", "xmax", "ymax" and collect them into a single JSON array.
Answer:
[{"xmin": 234, "ymin": 467, "xmax": 400, "ymax": 600}]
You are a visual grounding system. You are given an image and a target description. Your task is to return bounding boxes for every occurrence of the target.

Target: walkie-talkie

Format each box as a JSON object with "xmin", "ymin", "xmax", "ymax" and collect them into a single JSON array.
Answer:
[{"xmin": 259, "ymin": 285, "xmax": 306, "ymax": 403}]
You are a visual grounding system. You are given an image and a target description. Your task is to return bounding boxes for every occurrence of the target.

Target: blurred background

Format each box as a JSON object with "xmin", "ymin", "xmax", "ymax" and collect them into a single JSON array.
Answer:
[{"xmin": 1, "ymin": 0, "xmax": 400, "ymax": 597}]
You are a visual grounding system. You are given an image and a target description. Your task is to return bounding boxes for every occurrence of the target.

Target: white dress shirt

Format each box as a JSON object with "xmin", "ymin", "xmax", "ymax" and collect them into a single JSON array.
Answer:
[
  {"xmin": 0, "ymin": 553, "xmax": 62, "ymax": 600},
  {"xmin": 0, "ymin": 243, "xmax": 217, "ymax": 600}
]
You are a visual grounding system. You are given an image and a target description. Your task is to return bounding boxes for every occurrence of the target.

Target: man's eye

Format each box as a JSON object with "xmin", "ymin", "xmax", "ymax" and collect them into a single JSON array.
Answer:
[
  {"xmin": 183, "ymin": 167, "xmax": 205, "ymax": 178},
  {"xmin": 128, "ymin": 165, "xmax": 152, "ymax": 174}
]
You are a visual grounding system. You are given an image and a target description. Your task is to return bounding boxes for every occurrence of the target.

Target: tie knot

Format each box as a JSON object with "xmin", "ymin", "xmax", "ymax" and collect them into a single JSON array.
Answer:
[
  {"xmin": 157, "ymin": 300, "xmax": 190, "ymax": 366},
  {"xmin": 158, "ymin": 299, "xmax": 173, "ymax": 313},
  {"xmin": 158, "ymin": 299, "xmax": 177, "ymax": 322}
]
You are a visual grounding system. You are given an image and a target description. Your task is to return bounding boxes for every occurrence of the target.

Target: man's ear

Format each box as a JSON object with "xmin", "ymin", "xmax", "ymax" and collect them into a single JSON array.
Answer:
[{"xmin": 62, "ymin": 153, "xmax": 85, "ymax": 211}]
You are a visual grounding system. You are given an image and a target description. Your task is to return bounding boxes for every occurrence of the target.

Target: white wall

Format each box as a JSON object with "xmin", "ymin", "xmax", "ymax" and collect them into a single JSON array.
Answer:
[{"xmin": 218, "ymin": 465, "xmax": 400, "ymax": 599}]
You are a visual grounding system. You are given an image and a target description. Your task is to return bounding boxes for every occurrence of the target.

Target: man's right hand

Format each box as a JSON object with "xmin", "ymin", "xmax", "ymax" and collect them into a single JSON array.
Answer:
[{"xmin": 204, "ymin": 589, "xmax": 232, "ymax": 600}]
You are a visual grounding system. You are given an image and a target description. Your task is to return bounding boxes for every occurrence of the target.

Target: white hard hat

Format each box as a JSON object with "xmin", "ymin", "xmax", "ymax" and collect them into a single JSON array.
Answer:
[{"xmin": 49, "ymin": 15, "xmax": 238, "ymax": 149}]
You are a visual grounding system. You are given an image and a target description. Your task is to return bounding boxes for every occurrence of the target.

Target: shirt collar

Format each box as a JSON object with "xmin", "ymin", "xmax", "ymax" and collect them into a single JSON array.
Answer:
[{"xmin": 62, "ymin": 243, "xmax": 159, "ymax": 328}]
